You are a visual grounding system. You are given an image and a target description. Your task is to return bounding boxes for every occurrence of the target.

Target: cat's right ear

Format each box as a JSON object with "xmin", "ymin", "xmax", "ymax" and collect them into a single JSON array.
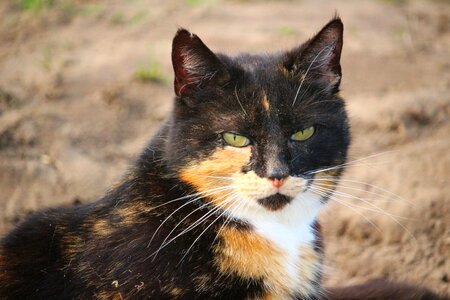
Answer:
[
  {"xmin": 283, "ymin": 17, "xmax": 344, "ymax": 94},
  {"xmin": 172, "ymin": 29, "xmax": 230, "ymax": 97}
]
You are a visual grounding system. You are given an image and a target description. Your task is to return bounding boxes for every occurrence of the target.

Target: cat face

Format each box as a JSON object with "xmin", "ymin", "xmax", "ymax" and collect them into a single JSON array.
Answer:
[{"xmin": 166, "ymin": 19, "xmax": 350, "ymax": 217}]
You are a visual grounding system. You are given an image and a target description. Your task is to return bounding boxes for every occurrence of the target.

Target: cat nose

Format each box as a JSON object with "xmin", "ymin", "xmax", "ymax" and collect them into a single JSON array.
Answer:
[
  {"xmin": 269, "ymin": 177, "xmax": 286, "ymax": 188},
  {"xmin": 266, "ymin": 157, "xmax": 290, "ymax": 186},
  {"xmin": 266, "ymin": 158, "xmax": 289, "ymax": 188}
]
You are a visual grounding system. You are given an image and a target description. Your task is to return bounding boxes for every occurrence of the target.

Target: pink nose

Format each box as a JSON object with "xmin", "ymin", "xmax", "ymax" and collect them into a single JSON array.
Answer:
[{"xmin": 269, "ymin": 178, "xmax": 285, "ymax": 188}]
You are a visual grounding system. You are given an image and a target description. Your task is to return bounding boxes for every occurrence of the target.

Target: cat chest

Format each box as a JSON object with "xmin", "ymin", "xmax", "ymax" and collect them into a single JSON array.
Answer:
[{"xmin": 214, "ymin": 222, "xmax": 322, "ymax": 298}]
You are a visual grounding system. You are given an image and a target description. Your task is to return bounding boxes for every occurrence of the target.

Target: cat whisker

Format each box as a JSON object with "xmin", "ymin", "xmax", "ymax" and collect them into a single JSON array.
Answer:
[
  {"xmin": 311, "ymin": 185, "xmax": 408, "ymax": 220},
  {"xmin": 313, "ymin": 181, "xmax": 412, "ymax": 206},
  {"xmin": 292, "ymin": 81, "xmax": 313, "ymax": 107},
  {"xmin": 174, "ymin": 193, "xmax": 239, "ymax": 241},
  {"xmin": 147, "ymin": 185, "xmax": 238, "ymax": 212},
  {"xmin": 299, "ymin": 99, "xmax": 343, "ymax": 110},
  {"xmin": 311, "ymin": 188, "xmax": 383, "ymax": 234},
  {"xmin": 313, "ymin": 178, "xmax": 414, "ymax": 206},
  {"xmin": 158, "ymin": 190, "xmax": 237, "ymax": 253},
  {"xmin": 234, "ymin": 84, "xmax": 249, "ymax": 117},
  {"xmin": 211, "ymin": 192, "xmax": 245, "ymax": 247},
  {"xmin": 306, "ymin": 151, "xmax": 395, "ymax": 175},
  {"xmin": 292, "ymin": 46, "xmax": 331, "ymax": 106},
  {"xmin": 148, "ymin": 192, "xmax": 240, "ymax": 261},
  {"xmin": 189, "ymin": 174, "xmax": 236, "ymax": 180},
  {"xmin": 297, "ymin": 83, "xmax": 315, "ymax": 106},
  {"xmin": 147, "ymin": 196, "xmax": 209, "ymax": 249},
  {"xmin": 177, "ymin": 193, "xmax": 242, "ymax": 266},
  {"xmin": 311, "ymin": 186, "xmax": 417, "ymax": 242},
  {"xmin": 146, "ymin": 185, "xmax": 239, "ymax": 249}
]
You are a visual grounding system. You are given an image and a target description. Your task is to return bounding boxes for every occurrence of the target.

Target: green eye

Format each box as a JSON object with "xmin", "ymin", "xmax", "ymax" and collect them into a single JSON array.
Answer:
[
  {"xmin": 222, "ymin": 132, "xmax": 250, "ymax": 147},
  {"xmin": 291, "ymin": 126, "xmax": 315, "ymax": 141}
]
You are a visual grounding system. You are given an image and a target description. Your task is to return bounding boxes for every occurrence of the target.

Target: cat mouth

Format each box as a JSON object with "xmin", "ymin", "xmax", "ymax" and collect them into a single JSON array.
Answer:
[{"xmin": 257, "ymin": 193, "xmax": 292, "ymax": 211}]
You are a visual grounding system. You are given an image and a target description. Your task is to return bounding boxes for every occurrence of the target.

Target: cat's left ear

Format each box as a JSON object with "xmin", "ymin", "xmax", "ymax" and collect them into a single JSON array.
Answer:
[
  {"xmin": 172, "ymin": 28, "xmax": 230, "ymax": 97},
  {"xmin": 284, "ymin": 17, "xmax": 343, "ymax": 93}
]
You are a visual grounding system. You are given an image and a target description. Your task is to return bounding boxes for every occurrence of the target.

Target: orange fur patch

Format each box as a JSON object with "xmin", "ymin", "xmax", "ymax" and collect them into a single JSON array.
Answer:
[
  {"xmin": 215, "ymin": 226, "xmax": 321, "ymax": 298},
  {"xmin": 179, "ymin": 147, "xmax": 251, "ymax": 208},
  {"xmin": 92, "ymin": 219, "xmax": 114, "ymax": 236},
  {"xmin": 62, "ymin": 233, "xmax": 84, "ymax": 259},
  {"xmin": 261, "ymin": 92, "xmax": 270, "ymax": 112},
  {"xmin": 258, "ymin": 292, "xmax": 284, "ymax": 300},
  {"xmin": 161, "ymin": 284, "xmax": 184, "ymax": 297},
  {"xmin": 113, "ymin": 201, "xmax": 154, "ymax": 225},
  {"xmin": 278, "ymin": 63, "xmax": 292, "ymax": 78},
  {"xmin": 95, "ymin": 291, "xmax": 124, "ymax": 300},
  {"xmin": 214, "ymin": 226, "xmax": 284, "ymax": 280},
  {"xmin": 170, "ymin": 287, "xmax": 183, "ymax": 296}
]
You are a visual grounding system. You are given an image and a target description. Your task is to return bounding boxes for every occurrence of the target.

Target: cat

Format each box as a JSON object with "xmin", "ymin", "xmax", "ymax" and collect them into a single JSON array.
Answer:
[{"xmin": 0, "ymin": 17, "xmax": 447, "ymax": 300}]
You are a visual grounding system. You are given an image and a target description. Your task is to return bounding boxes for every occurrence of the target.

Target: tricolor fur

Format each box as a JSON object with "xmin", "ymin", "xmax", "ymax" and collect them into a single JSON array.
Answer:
[{"xmin": 1, "ymin": 18, "xmax": 446, "ymax": 300}]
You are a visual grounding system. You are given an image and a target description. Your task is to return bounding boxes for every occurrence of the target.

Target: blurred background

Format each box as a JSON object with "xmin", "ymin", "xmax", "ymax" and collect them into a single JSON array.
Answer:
[{"xmin": 0, "ymin": 0, "xmax": 449, "ymax": 295}]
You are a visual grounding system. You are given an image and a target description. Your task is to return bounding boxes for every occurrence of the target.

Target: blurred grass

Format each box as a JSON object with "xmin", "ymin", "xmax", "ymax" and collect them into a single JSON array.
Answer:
[
  {"xmin": 39, "ymin": 46, "xmax": 53, "ymax": 72},
  {"xmin": 17, "ymin": 0, "xmax": 54, "ymax": 11},
  {"xmin": 14, "ymin": 0, "xmax": 78, "ymax": 21},
  {"xmin": 128, "ymin": 11, "xmax": 147, "ymax": 26},
  {"xmin": 379, "ymin": 0, "xmax": 408, "ymax": 5},
  {"xmin": 277, "ymin": 25, "xmax": 297, "ymax": 37},
  {"xmin": 186, "ymin": 0, "xmax": 218, "ymax": 7},
  {"xmin": 79, "ymin": 3, "xmax": 105, "ymax": 18},
  {"xmin": 186, "ymin": 0, "xmax": 206, "ymax": 6},
  {"xmin": 135, "ymin": 53, "xmax": 167, "ymax": 84},
  {"xmin": 109, "ymin": 11, "xmax": 125, "ymax": 25}
]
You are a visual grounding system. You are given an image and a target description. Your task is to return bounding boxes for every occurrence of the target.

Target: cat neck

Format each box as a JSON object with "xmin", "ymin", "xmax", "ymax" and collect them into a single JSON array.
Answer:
[{"xmin": 215, "ymin": 192, "xmax": 324, "ymax": 299}]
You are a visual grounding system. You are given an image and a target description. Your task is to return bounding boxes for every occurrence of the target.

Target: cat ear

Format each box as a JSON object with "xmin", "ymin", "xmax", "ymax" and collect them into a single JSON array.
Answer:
[
  {"xmin": 284, "ymin": 17, "xmax": 343, "ymax": 93},
  {"xmin": 172, "ymin": 29, "xmax": 230, "ymax": 97}
]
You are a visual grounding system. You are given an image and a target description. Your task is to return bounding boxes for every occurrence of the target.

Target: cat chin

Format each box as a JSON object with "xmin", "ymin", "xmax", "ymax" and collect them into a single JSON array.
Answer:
[
  {"xmin": 257, "ymin": 193, "xmax": 292, "ymax": 211},
  {"xmin": 230, "ymin": 191, "xmax": 323, "ymax": 226}
]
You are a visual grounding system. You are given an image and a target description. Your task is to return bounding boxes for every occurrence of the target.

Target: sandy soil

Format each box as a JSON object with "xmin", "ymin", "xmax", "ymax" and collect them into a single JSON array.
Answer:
[{"xmin": 0, "ymin": 0, "xmax": 449, "ymax": 295}]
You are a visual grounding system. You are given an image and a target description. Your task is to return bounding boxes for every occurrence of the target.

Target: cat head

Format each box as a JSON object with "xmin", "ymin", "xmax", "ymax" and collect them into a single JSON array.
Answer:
[{"xmin": 165, "ymin": 18, "xmax": 350, "ymax": 220}]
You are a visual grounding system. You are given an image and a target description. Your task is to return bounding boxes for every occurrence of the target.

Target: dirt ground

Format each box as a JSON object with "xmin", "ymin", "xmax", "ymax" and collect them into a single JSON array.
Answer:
[{"xmin": 0, "ymin": 0, "xmax": 449, "ymax": 295}]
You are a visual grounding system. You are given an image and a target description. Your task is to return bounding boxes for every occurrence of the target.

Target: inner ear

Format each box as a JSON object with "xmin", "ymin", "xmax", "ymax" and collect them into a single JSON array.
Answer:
[
  {"xmin": 172, "ymin": 29, "xmax": 230, "ymax": 97},
  {"xmin": 283, "ymin": 17, "xmax": 343, "ymax": 93}
]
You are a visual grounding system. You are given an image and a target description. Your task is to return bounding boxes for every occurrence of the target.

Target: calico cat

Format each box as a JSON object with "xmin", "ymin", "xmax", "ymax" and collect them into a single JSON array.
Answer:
[{"xmin": 0, "ymin": 18, "xmax": 447, "ymax": 300}]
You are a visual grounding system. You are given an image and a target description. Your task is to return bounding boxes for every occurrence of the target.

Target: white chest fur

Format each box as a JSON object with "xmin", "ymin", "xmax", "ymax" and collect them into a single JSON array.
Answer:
[{"xmin": 226, "ymin": 192, "xmax": 324, "ymax": 297}]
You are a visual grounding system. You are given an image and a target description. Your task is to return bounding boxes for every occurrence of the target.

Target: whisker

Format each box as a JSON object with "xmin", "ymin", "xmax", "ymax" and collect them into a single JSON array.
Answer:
[
  {"xmin": 309, "ymin": 162, "xmax": 391, "ymax": 173},
  {"xmin": 313, "ymin": 178, "xmax": 414, "ymax": 206},
  {"xmin": 306, "ymin": 151, "xmax": 395, "ymax": 175},
  {"xmin": 149, "ymin": 185, "xmax": 236, "ymax": 211},
  {"xmin": 158, "ymin": 190, "xmax": 236, "ymax": 252},
  {"xmin": 173, "ymin": 192, "xmax": 239, "ymax": 239},
  {"xmin": 313, "ymin": 181, "xmax": 413, "ymax": 206},
  {"xmin": 311, "ymin": 188, "xmax": 382, "ymax": 234},
  {"xmin": 146, "ymin": 185, "xmax": 238, "ymax": 249},
  {"xmin": 292, "ymin": 47, "xmax": 330, "ymax": 106},
  {"xmin": 311, "ymin": 186, "xmax": 408, "ymax": 220},
  {"xmin": 211, "ymin": 193, "xmax": 245, "ymax": 247},
  {"xmin": 300, "ymin": 99, "xmax": 343, "ymax": 110},
  {"xmin": 190, "ymin": 174, "xmax": 236, "ymax": 180},
  {"xmin": 297, "ymin": 83, "xmax": 314, "ymax": 106},
  {"xmin": 148, "ymin": 193, "xmax": 239, "ymax": 261},
  {"xmin": 311, "ymin": 187, "xmax": 417, "ymax": 242},
  {"xmin": 234, "ymin": 84, "xmax": 249, "ymax": 117},
  {"xmin": 177, "ymin": 193, "xmax": 241, "ymax": 266}
]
